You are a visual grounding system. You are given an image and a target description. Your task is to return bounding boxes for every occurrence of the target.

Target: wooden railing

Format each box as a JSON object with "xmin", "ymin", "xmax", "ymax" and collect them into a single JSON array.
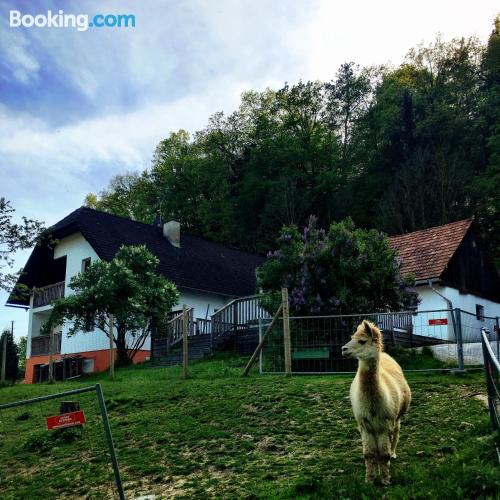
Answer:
[
  {"xmin": 377, "ymin": 312, "xmax": 413, "ymax": 332},
  {"xmin": 31, "ymin": 332, "xmax": 62, "ymax": 356},
  {"xmin": 151, "ymin": 296, "xmax": 270, "ymax": 359},
  {"xmin": 211, "ymin": 295, "xmax": 271, "ymax": 341},
  {"xmin": 33, "ymin": 281, "xmax": 65, "ymax": 308},
  {"xmin": 196, "ymin": 318, "xmax": 212, "ymax": 335},
  {"xmin": 169, "ymin": 308, "xmax": 194, "ymax": 347}
]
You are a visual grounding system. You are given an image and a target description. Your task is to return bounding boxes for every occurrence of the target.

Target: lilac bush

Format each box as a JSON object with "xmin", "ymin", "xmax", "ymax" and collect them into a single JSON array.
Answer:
[{"xmin": 257, "ymin": 216, "xmax": 418, "ymax": 315}]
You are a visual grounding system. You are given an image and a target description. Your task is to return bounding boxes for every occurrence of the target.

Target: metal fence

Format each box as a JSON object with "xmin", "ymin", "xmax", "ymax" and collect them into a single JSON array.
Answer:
[
  {"xmin": 0, "ymin": 384, "xmax": 124, "ymax": 499},
  {"xmin": 260, "ymin": 309, "xmax": 500, "ymax": 374},
  {"xmin": 481, "ymin": 329, "xmax": 500, "ymax": 433}
]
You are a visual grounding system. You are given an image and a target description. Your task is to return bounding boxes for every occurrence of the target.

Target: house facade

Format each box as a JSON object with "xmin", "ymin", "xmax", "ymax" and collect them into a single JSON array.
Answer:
[{"xmin": 7, "ymin": 207, "xmax": 264, "ymax": 383}]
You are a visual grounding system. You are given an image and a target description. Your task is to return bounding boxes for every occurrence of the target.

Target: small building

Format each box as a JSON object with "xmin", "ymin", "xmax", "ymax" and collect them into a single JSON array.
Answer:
[
  {"xmin": 389, "ymin": 219, "xmax": 500, "ymax": 356},
  {"xmin": 7, "ymin": 207, "xmax": 264, "ymax": 383}
]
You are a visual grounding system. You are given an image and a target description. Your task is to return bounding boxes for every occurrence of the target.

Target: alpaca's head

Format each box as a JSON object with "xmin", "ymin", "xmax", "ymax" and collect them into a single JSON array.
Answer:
[{"xmin": 341, "ymin": 320, "xmax": 383, "ymax": 360}]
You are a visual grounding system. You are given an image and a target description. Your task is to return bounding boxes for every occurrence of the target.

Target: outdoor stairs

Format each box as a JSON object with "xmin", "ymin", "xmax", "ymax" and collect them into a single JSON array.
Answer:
[
  {"xmin": 151, "ymin": 295, "xmax": 269, "ymax": 367},
  {"xmin": 152, "ymin": 326, "xmax": 253, "ymax": 367},
  {"xmin": 152, "ymin": 335, "xmax": 213, "ymax": 367}
]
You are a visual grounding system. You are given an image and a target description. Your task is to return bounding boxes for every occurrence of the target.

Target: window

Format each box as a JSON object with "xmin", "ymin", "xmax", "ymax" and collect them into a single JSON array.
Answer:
[
  {"xmin": 476, "ymin": 304, "xmax": 484, "ymax": 321},
  {"xmin": 81, "ymin": 258, "xmax": 91, "ymax": 273}
]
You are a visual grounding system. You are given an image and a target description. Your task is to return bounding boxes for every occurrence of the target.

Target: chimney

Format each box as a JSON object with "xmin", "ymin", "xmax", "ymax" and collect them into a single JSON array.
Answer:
[{"xmin": 163, "ymin": 220, "xmax": 180, "ymax": 247}]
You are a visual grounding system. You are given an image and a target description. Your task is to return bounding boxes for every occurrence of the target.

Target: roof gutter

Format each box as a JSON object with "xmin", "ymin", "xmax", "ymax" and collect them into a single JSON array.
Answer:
[
  {"xmin": 4, "ymin": 303, "xmax": 29, "ymax": 310},
  {"xmin": 415, "ymin": 277, "xmax": 440, "ymax": 286}
]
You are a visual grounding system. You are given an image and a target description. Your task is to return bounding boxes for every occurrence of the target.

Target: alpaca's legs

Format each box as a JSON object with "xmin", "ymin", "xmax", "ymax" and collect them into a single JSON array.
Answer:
[
  {"xmin": 364, "ymin": 455, "xmax": 378, "ymax": 483},
  {"xmin": 391, "ymin": 419, "xmax": 401, "ymax": 459},
  {"xmin": 377, "ymin": 433, "xmax": 392, "ymax": 485},
  {"xmin": 361, "ymin": 429, "xmax": 378, "ymax": 483}
]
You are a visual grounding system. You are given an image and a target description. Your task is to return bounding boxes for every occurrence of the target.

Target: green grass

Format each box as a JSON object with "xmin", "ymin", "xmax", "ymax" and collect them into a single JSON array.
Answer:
[{"xmin": 0, "ymin": 353, "xmax": 499, "ymax": 499}]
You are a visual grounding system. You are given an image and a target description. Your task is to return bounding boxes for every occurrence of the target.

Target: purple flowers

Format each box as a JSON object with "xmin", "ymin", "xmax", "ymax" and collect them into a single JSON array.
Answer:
[{"xmin": 279, "ymin": 233, "xmax": 293, "ymax": 243}]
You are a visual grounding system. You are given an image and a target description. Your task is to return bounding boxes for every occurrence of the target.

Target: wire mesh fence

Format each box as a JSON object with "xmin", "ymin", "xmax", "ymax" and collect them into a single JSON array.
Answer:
[
  {"xmin": 260, "ymin": 309, "xmax": 499, "ymax": 374},
  {"xmin": 0, "ymin": 384, "xmax": 124, "ymax": 499}
]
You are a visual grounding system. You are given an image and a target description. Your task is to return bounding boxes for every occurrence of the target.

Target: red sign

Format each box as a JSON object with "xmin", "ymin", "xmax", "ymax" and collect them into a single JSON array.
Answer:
[
  {"xmin": 46, "ymin": 410, "xmax": 86, "ymax": 430},
  {"xmin": 429, "ymin": 318, "xmax": 448, "ymax": 326}
]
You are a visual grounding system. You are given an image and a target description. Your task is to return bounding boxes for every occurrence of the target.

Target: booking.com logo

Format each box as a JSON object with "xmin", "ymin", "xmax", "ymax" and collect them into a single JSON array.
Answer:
[{"xmin": 9, "ymin": 10, "xmax": 136, "ymax": 31}]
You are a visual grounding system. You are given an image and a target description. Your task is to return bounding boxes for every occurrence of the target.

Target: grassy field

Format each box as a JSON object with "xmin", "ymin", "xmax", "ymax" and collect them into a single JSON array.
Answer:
[{"xmin": 0, "ymin": 352, "xmax": 499, "ymax": 499}]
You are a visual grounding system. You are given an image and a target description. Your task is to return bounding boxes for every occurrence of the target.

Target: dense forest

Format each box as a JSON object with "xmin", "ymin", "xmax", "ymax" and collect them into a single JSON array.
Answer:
[{"xmin": 86, "ymin": 18, "xmax": 500, "ymax": 263}]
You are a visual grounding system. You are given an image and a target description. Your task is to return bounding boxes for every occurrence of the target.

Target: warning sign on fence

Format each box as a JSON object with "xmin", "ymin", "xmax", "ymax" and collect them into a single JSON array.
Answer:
[
  {"xmin": 46, "ymin": 410, "xmax": 86, "ymax": 430},
  {"xmin": 429, "ymin": 318, "xmax": 448, "ymax": 326}
]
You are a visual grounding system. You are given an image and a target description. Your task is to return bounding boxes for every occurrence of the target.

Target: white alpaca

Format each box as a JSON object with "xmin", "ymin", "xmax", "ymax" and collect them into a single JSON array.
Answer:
[{"xmin": 342, "ymin": 320, "xmax": 411, "ymax": 484}]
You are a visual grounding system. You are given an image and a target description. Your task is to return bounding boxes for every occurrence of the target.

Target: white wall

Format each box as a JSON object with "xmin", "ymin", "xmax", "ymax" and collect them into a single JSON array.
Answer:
[
  {"xmin": 53, "ymin": 233, "xmax": 106, "ymax": 355},
  {"xmin": 416, "ymin": 285, "xmax": 499, "ymax": 339},
  {"xmin": 415, "ymin": 284, "xmax": 500, "ymax": 364},
  {"xmin": 177, "ymin": 288, "xmax": 231, "ymax": 320},
  {"xmin": 28, "ymin": 232, "xmax": 234, "ymax": 357}
]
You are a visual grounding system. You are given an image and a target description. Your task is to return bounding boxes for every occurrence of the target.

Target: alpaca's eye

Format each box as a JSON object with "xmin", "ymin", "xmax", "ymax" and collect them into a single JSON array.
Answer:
[{"xmin": 358, "ymin": 340, "xmax": 367, "ymax": 345}]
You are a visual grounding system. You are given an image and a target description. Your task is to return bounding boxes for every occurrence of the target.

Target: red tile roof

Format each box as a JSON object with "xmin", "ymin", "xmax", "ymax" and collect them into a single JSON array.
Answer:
[{"xmin": 389, "ymin": 219, "xmax": 473, "ymax": 282}]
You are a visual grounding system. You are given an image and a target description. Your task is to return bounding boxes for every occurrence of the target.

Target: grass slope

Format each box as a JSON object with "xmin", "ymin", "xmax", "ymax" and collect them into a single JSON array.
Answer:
[{"xmin": 0, "ymin": 354, "xmax": 499, "ymax": 499}]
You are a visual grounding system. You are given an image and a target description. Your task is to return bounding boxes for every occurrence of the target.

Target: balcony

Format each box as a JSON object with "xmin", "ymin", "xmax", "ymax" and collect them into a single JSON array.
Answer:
[
  {"xmin": 33, "ymin": 281, "xmax": 65, "ymax": 308},
  {"xmin": 31, "ymin": 332, "xmax": 62, "ymax": 356}
]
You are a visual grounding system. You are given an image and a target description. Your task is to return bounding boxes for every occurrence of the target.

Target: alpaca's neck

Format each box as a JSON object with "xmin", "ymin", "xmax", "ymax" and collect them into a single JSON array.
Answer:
[{"xmin": 358, "ymin": 355, "xmax": 381, "ymax": 396}]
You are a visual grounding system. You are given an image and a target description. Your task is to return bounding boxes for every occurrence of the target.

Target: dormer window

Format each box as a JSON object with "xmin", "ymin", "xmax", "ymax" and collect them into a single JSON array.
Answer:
[{"xmin": 81, "ymin": 258, "xmax": 91, "ymax": 273}]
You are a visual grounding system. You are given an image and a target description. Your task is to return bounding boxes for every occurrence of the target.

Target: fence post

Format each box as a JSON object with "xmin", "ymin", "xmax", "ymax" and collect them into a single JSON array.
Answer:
[
  {"xmin": 233, "ymin": 301, "xmax": 238, "ymax": 347},
  {"xmin": 95, "ymin": 383, "xmax": 125, "ymax": 500},
  {"xmin": 48, "ymin": 329, "xmax": 54, "ymax": 383},
  {"xmin": 109, "ymin": 314, "xmax": 115, "ymax": 381},
  {"xmin": 258, "ymin": 318, "xmax": 263, "ymax": 375},
  {"xmin": 1, "ymin": 332, "xmax": 6, "ymax": 383},
  {"xmin": 182, "ymin": 305, "xmax": 189, "ymax": 379},
  {"xmin": 496, "ymin": 317, "xmax": 499, "ymax": 363},
  {"xmin": 282, "ymin": 288, "xmax": 292, "ymax": 376},
  {"xmin": 454, "ymin": 308, "xmax": 465, "ymax": 371},
  {"xmin": 242, "ymin": 304, "xmax": 283, "ymax": 377},
  {"xmin": 210, "ymin": 321, "xmax": 214, "ymax": 355},
  {"xmin": 389, "ymin": 314, "xmax": 395, "ymax": 347}
]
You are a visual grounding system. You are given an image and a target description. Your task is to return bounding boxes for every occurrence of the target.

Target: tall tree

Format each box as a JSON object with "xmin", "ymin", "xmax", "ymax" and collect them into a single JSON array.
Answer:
[
  {"xmin": 0, "ymin": 330, "xmax": 18, "ymax": 383},
  {"xmin": 0, "ymin": 198, "xmax": 44, "ymax": 294},
  {"xmin": 471, "ymin": 16, "xmax": 500, "ymax": 264}
]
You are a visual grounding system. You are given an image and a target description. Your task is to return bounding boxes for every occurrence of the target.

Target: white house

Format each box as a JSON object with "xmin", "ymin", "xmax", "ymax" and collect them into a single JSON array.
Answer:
[{"xmin": 7, "ymin": 207, "xmax": 264, "ymax": 383}]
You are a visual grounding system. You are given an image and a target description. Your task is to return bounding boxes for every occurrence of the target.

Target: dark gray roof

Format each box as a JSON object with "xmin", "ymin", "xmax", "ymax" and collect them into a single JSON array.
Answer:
[{"xmin": 8, "ymin": 207, "xmax": 264, "ymax": 306}]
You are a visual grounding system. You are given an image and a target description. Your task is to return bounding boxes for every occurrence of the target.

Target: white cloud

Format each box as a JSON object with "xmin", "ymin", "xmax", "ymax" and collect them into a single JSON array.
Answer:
[{"xmin": 0, "ymin": 22, "xmax": 40, "ymax": 84}]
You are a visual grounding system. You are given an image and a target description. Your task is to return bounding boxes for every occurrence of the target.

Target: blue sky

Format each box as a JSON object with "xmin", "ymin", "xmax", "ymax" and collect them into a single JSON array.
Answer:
[{"xmin": 1, "ymin": 0, "xmax": 498, "ymax": 338}]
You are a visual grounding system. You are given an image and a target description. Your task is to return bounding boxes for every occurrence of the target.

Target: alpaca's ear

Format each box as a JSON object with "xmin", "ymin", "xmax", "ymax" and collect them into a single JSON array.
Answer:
[{"xmin": 363, "ymin": 320, "xmax": 373, "ymax": 337}]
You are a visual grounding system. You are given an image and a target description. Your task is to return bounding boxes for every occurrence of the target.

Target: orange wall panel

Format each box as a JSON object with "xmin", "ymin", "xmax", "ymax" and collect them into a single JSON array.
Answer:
[{"xmin": 24, "ymin": 349, "xmax": 150, "ymax": 384}]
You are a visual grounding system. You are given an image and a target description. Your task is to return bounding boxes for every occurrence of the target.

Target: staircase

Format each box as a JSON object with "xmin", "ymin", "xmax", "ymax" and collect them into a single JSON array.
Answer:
[{"xmin": 151, "ymin": 296, "xmax": 270, "ymax": 366}]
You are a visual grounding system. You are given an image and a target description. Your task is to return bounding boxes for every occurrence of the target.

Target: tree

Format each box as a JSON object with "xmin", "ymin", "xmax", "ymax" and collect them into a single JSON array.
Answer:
[
  {"xmin": 325, "ymin": 62, "xmax": 373, "ymax": 164},
  {"xmin": 257, "ymin": 216, "xmax": 417, "ymax": 316},
  {"xmin": 1, "ymin": 330, "xmax": 19, "ymax": 383},
  {"xmin": 16, "ymin": 336, "xmax": 27, "ymax": 374},
  {"xmin": 471, "ymin": 16, "xmax": 500, "ymax": 265},
  {"xmin": 0, "ymin": 198, "xmax": 44, "ymax": 293},
  {"xmin": 43, "ymin": 245, "xmax": 179, "ymax": 366}
]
